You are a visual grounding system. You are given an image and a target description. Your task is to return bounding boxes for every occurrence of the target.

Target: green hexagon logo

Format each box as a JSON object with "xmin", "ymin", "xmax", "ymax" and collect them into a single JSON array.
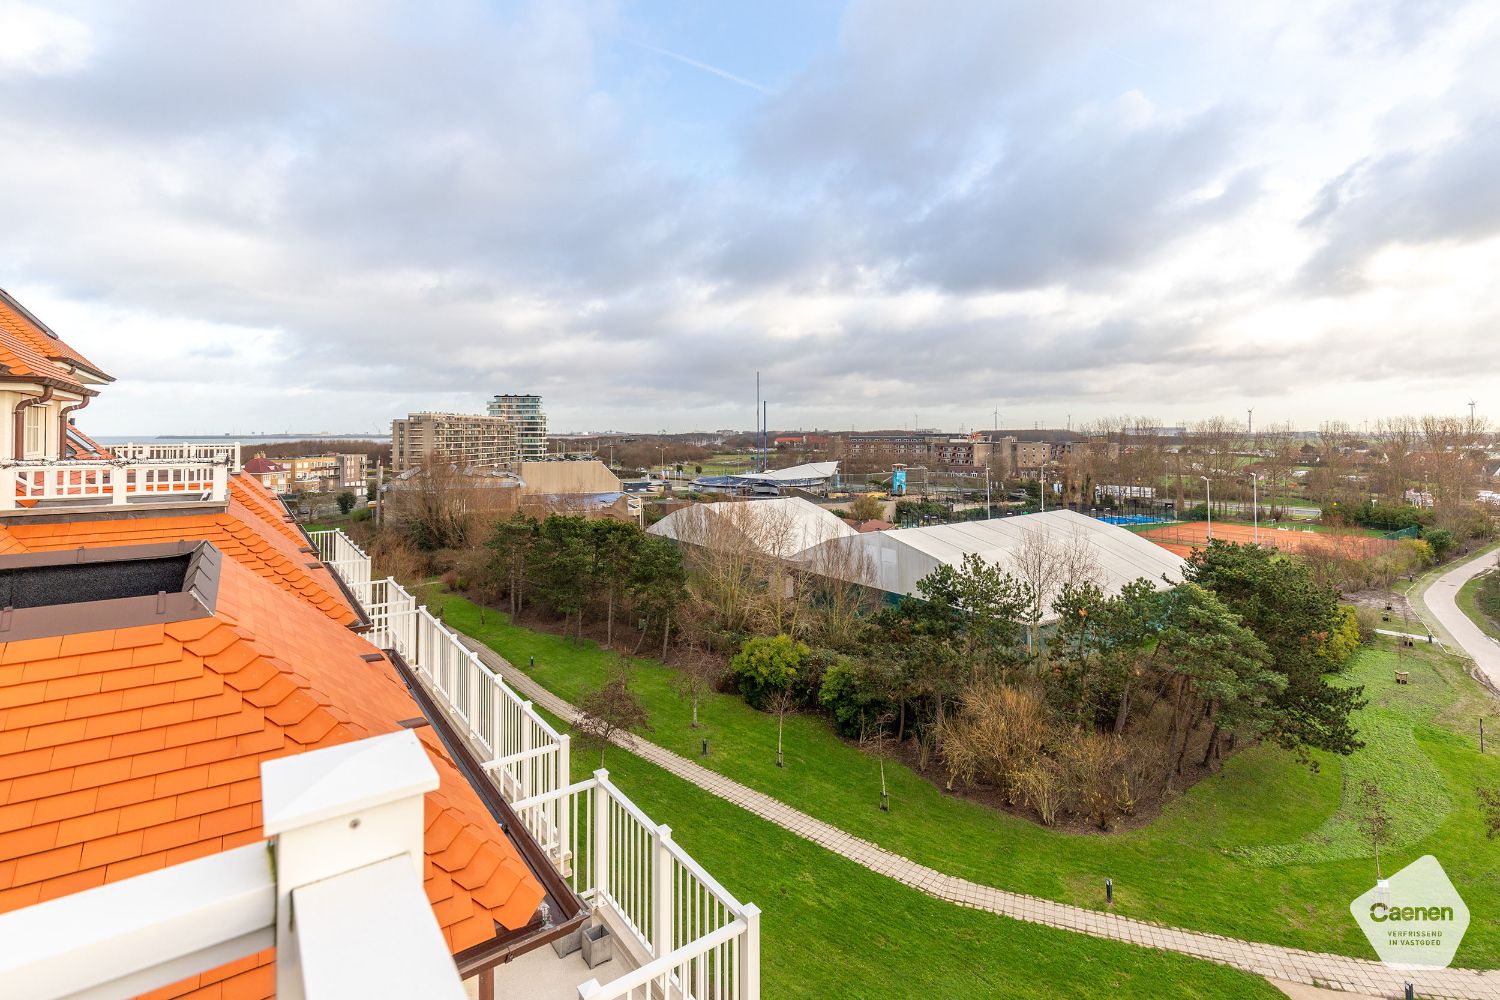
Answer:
[{"xmin": 1351, "ymin": 855, "xmax": 1469, "ymax": 969}]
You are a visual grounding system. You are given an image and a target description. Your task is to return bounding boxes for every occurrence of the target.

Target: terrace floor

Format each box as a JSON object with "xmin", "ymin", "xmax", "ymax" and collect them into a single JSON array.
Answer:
[{"xmin": 469, "ymin": 932, "xmax": 631, "ymax": 1000}]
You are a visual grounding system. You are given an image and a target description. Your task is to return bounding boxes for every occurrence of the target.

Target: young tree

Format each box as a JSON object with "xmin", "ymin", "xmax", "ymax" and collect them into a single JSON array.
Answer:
[
  {"xmin": 671, "ymin": 606, "xmax": 725, "ymax": 728},
  {"xmin": 1358, "ymin": 779, "xmax": 1391, "ymax": 879},
  {"xmin": 861, "ymin": 711, "xmax": 897, "ymax": 811},
  {"xmin": 769, "ymin": 685, "xmax": 798, "ymax": 768},
  {"xmin": 575, "ymin": 658, "xmax": 652, "ymax": 767},
  {"xmin": 336, "ymin": 491, "xmax": 357, "ymax": 515}
]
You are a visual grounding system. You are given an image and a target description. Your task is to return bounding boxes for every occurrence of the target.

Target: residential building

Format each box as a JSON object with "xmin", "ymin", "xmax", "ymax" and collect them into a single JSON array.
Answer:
[
  {"xmin": 392, "ymin": 412, "xmax": 518, "ymax": 471},
  {"xmin": 0, "ymin": 291, "xmax": 760, "ymax": 999},
  {"xmin": 239, "ymin": 453, "xmax": 366, "ymax": 494},
  {"xmin": 0, "ymin": 285, "xmax": 113, "ymax": 462},
  {"xmin": 486, "ymin": 393, "xmax": 547, "ymax": 461},
  {"xmin": 243, "ymin": 455, "xmax": 291, "ymax": 493}
]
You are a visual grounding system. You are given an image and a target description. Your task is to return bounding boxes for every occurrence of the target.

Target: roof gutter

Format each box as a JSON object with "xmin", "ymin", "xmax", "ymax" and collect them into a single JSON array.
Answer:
[
  {"xmin": 385, "ymin": 647, "xmax": 589, "ymax": 977},
  {"xmin": 13, "ymin": 385, "xmax": 54, "ymax": 459},
  {"xmin": 58, "ymin": 395, "xmax": 90, "ymax": 457}
]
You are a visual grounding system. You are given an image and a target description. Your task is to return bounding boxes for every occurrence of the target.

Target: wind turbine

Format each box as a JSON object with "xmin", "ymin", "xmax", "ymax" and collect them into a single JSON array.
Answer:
[{"xmin": 1468, "ymin": 398, "xmax": 1478, "ymax": 434}]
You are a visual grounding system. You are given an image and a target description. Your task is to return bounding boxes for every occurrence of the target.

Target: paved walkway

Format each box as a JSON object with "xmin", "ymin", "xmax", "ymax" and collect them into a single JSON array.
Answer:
[
  {"xmin": 456, "ymin": 635, "xmax": 1500, "ymax": 999},
  {"xmin": 1414, "ymin": 547, "xmax": 1500, "ymax": 690}
]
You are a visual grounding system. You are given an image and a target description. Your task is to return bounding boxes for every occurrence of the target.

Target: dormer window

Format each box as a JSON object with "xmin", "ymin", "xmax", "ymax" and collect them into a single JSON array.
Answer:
[{"xmin": 23, "ymin": 404, "xmax": 46, "ymax": 458}]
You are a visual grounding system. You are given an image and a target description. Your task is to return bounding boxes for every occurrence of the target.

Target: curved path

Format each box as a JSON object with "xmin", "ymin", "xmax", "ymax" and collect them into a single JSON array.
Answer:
[
  {"xmin": 455, "ymin": 634, "xmax": 1500, "ymax": 999},
  {"xmin": 1413, "ymin": 546, "xmax": 1500, "ymax": 690}
]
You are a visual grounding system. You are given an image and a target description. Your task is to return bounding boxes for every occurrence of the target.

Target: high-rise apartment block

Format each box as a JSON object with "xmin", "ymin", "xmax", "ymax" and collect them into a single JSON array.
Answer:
[
  {"xmin": 486, "ymin": 394, "xmax": 547, "ymax": 461},
  {"xmin": 392, "ymin": 412, "xmax": 518, "ymax": 471}
]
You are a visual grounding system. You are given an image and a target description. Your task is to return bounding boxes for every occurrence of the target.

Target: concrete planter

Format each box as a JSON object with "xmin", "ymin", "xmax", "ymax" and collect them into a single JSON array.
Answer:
[
  {"xmin": 581, "ymin": 923, "xmax": 613, "ymax": 969},
  {"xmin": 550, "ymin": 925, "xmax": 583, "ymax": 958}
]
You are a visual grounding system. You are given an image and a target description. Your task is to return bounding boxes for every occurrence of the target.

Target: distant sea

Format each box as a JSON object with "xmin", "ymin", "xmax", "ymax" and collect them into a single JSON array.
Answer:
[{"xmin": 93, "ymin": 433, "xmax": 387, "ymax": 446}]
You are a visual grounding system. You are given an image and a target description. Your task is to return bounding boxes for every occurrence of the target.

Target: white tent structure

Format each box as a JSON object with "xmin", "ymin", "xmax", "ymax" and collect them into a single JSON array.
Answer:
[
  {"xmin": 728, "ymin": 461, "xmax": 839, "ymax": 485},
  {"xmin": 798, "ymin": 509, "xmax": 1186, "ymax": 622},
  {"xmin": 648, "ymin": 496, "xmax": 858, "ymax": 559}
]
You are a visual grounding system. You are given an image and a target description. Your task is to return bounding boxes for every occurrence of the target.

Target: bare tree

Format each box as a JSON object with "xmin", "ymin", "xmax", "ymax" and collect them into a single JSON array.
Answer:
[
  {"xmin": 796, "ymin": 527, "xmax": 879, "ymax": 649},
  {"xmin": 671, "ymin": 608, "xmax": 725, "ymax": 729},
  {"xmin": 861, "ymin": 711, "xmax": 897, "ymax": 811},
  {"xmin": 1357, "ymin": 779, "xmax": 1391, "ymax": 880},
  {"xmin": 1010, "ymin": 527, "xmax": 1100, "ymax": 653},
  {"xmin": 769, "ymin": 685, "xmax": 798, "ymax": 768},
  {"xmin": 574, "ymin": 658, "xmax": 652, "ymax": 767}
]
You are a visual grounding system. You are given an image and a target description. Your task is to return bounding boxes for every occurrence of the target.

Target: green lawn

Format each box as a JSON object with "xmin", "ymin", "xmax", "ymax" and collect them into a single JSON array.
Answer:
[
  {"xmin": 1457, "ymin": 570, "xmax": 1500, "ymax": 644},
  {"xmin": 531, "ymin": 712, "xmax": 1283, "ymax": 998},
  {"xmin": 434, "ymin": 593, "xmax": 1500, "ymax": 967}
]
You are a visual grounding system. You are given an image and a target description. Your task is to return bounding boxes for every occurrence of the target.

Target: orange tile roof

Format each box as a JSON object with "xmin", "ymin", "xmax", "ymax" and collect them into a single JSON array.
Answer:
[
  {"xmin": 0, "ymin": 288, "xmax": 109, "ymax": 390},
  {"xmin": 0, "ymin": 555, "xmax": 545, "ymax": 998},
  {"xmin": 0, "ymin": 475, "xmax": 360, "ymax": 628}
]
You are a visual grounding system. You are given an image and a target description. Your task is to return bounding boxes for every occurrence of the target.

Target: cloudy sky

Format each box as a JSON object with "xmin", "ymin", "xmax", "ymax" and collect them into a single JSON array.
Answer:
[{"xmin": 1, "ymin": 0, "xmax": 1498, "ymax": 436}]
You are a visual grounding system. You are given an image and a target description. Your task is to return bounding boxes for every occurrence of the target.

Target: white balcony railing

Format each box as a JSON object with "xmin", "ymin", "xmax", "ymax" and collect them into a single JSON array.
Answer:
[
  {"xmin": 310, "ymin": 527, "xmax": 761, "ymax": 1000},
  {"xmin": 0, "ymin": 731, "xmax": 466, "ymax": 1000},
  {"xmin": 0, "ymin": 459, "xmax": 230, "ymax": 512},
  {"xmin": 110, "ymin": 441, "xmax": 242, "ymax": 467},
  {"xmin": 309, "ymin": 527, "xmax": 373, "ymax": 604},
  {"xmin": 513, "ymin": 772, "xmax": 760, "ymax": 1000}
]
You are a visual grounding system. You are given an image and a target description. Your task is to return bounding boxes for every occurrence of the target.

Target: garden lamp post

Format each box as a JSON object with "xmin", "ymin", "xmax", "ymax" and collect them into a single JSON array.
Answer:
[{"xmin": 1201, "ymin": 476, "xmax": 1212, "ymax": 541}]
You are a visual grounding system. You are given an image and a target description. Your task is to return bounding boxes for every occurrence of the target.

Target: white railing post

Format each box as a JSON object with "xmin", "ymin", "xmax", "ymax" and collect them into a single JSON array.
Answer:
[
  {"xmin": 262, "ymin": 731, "xmax": 441, "ymax": 1000},
  {"xmin": 520, "ymin": 702, "xmax": 534, "ymax": 798},
  {"xmin": 653, "ymin": 825, "xmax": 673, "ymax": 960},
  {"xmin": 213, "ymin": 463, "xmax": 229, "ymax": 501},
  {"xmin": 739, "ymin": 904, "xmax": 761, "ymax": 1000},
  {"xmin": 0, "ymin": 469, "xmax": 15, "ymax": 511},
  {"xmin": 593, "ymin": 769, "xmax": 610, "ymax": 904},
  {"xmin": 557, "ymin": 733, "xmax": 572, "ymax": 872},
  {"xmin": 110, "ymin": 466, "xmax": 129, "ymax": 506}
]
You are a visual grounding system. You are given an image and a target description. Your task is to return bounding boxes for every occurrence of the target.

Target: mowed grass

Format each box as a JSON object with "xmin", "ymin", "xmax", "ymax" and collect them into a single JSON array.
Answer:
[
  {"xmin": 530, "ymin": 704, "xmax": 1284, "ymax": 999},
  {"xmin": 435, "ymin": 593, "xmax": 1500, "ymax": 967},
  {"xmin": 1457, "ymin": 570, "xmax": 1500, "ymax": 643}
]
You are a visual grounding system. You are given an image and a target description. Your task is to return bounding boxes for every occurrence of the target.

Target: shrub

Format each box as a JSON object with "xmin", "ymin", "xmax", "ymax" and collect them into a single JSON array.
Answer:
[
  {"xmin": 818, "ymin": 657, "xmax": 897, "ymax": 738},
  {"xmin": 1423, "ymin": 527, "xmax": 1456, "ymax": 561},
  {"xmin": 1317, "ymin": 605, "xmax": 1363, "ymax": 669},
  {"xmin": 730, "ymin": 634, "xmax": 809, "ymax": 711},
  {"xmin": 351, "ymin": 507, "xmax": 372, "ymax": 522}
]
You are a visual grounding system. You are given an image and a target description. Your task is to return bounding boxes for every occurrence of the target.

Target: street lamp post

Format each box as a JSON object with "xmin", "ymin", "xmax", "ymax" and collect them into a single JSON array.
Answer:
[
  {"xmin": 985, "ymin": 466, "xmax": 992, "ymax": 519},
  {"xmin": 1250, "ymin": 473, "xmax": 1261, "ymax": 544},
  {"xmin": 1040, "ymin": 463, "xmax": 1046, "ymax": 513},
  {"xmin": 1201, "ymin": 476, "xmax": 1212, "ymax": 541}
]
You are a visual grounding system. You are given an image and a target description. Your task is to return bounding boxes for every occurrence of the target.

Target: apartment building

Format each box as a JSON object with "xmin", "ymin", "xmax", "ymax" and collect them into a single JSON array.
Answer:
[
  {"xmin": 392, "ymin": 412, "xmax": 518, "ymax": 471},
  {"xmin": 486, "ymin": 393, "xmax": 547, "ymax": 461}
]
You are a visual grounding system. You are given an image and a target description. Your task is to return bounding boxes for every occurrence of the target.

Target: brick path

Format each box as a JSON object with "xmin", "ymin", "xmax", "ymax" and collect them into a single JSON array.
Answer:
[{"xmin": 456, "ymin": 635, "xmax": 1500, "ymax": 999}]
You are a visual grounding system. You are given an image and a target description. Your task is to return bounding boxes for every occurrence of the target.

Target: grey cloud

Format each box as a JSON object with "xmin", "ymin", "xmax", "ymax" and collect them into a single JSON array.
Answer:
[
  {"xmin": 1300, "ymin": 115, "xmax": 1500, "ymax": 290},
  {"xmin": 897, "ymin": 109, "xmax": 1252, "ymax": 291}
]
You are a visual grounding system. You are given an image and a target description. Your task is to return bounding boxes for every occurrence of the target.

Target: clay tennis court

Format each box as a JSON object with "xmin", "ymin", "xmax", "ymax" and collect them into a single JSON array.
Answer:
[{"xmin": 1138, "ymin": 521, "xmax": 1398, "ymax": 559}]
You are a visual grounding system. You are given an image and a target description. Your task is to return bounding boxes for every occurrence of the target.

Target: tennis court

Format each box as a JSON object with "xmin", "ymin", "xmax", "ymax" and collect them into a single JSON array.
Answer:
[{"xmin": 1138, "ymin": 520, "xmax": 1399, "ymax": 559}]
